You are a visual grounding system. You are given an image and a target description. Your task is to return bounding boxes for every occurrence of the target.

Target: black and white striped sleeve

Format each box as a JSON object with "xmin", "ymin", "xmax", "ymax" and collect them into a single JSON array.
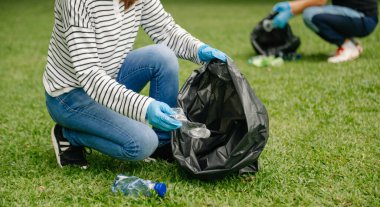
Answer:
[
  {"xmin": 141, "ymin": 0, "xmax": 204, "ymax": 64},
  {"xmin": 61, "ymin": 0, "xmax": 153, "ymax": 122}
]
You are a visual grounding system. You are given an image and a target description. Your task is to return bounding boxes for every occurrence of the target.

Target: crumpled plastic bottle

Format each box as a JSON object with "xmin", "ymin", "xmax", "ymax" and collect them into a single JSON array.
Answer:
[
  {"xmin": 171, "ymin": 108, "xmax": 211, "ymax": 139},
  {"xmin": 262, "ymin": 19, "xmax": 274, "ymax": 32},
  {"xmin": 111, "ymin": 174, "xmax": 167, "ymax": 197},
  {"xmin": 248, "ymin": 55, "xmax": 284, "ymax": 67}
]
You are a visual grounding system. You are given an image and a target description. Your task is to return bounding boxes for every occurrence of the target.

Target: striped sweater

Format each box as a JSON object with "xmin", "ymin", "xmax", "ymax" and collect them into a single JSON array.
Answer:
[{"xmin": 43, "ymin": 0, "xmax": 203, "ymax": 122}]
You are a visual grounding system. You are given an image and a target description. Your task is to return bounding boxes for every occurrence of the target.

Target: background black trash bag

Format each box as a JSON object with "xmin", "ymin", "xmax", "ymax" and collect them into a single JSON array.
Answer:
[
  {"xmin": 251, "ymin": 12, "xmax": 301, "ymax": 57},
  {"xmin": 172, "ymin": 59, "xmax": 269, "ymax": 180}
]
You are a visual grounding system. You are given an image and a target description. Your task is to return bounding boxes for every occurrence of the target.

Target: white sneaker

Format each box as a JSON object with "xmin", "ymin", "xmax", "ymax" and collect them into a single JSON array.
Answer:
[
  {"xmin": 143, "ymin": 157, "xmax": 157, "ymax": 163},
  {"xmin": 328, "ymin": 40, "xmax": 360, "ymax": 63}
]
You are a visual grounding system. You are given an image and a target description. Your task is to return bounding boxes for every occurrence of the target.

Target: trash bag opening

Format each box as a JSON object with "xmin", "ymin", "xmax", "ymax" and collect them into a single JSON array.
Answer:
[{"xmin": 183, "ymin": 61, "xmax": 247, "ymax": 132}]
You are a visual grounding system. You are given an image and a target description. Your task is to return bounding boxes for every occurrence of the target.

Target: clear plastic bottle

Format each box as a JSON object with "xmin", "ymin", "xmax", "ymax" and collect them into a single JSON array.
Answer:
[
  {"xmin": 181, "ymin": 121, "xmax": 211, "ymax": 138},
  {"xmin": 262, "ymin": 19, "xmax": 274, "ymax": 32},
  {"xmin": 111, "ymin": 175, "xmax": 167, "ymax": 197},
  {"xmin": 171, "ymin": 108, "xmax": 211, "ymax": 139}
]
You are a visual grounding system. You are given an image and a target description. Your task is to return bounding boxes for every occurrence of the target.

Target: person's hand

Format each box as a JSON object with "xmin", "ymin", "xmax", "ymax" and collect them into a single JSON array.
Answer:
[
  {"xmin": 146, "ymin": 101, "xmax": 182, "ymax": 131},
  {"xmin": 273, "ymin": 1, "xmax": 291, "ymax": 12},
  {"xmin": 198, "ymin": 44, "xmax": 227, "ymax": 62},
  {"xmin": 272, "ymin": 2, "xmax": 293, "ymax": 29}
]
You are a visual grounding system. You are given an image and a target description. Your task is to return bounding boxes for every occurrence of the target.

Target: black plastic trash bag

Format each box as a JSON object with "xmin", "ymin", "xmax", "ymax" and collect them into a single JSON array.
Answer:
[
  {"xmin": 172, "ymin": 59, "xmax": 269, "ymax": 180},
  {"xmin": 250, "ymin": 12, "xmax": 301, "ymax": 57}
]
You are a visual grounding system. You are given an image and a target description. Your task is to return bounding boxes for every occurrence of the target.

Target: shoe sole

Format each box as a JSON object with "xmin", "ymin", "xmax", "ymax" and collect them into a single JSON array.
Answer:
[
  {"xmin": 328, "ymin": 53, "xmax": 360, "ymax": 63},
  {"xmin": 51, "ymin": 126, "xmax": 63, "ymax": 168}
]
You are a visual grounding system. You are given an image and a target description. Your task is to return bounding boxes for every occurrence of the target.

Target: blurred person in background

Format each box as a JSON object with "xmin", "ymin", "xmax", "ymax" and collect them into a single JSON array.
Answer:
[{"xmin": 271, "ymin": 0, "xmax": 378, "ymax": 63}]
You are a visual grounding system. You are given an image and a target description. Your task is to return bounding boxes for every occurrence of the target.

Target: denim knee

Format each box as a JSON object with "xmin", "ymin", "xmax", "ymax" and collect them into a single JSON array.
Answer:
[
  {"xmin": 303, "ymin": 7, "xmax": 322, "ymax": 33},
  {"xmin": 120, "ymin": 128, "xmax": 159, "ymax": 161},
  {"xmin": 150, "ymin": 44, "xmax": 179, "ymax": 76}
]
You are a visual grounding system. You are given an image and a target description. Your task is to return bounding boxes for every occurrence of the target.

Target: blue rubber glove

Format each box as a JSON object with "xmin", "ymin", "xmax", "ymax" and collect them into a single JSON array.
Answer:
[
  {"xmin": 146, "ymin": 101, "xmax": 182, "ymax": 131},
  {"xmin": 272, "ymin": 2, "xmax": 293, "ymax": 29},
  {"xmin": 198, "ymin": 44, "xmax": 227, "ymax": 62},
  {"xmin": 273, "ymin": 1, "xmax": 291, "ymax": 12}
]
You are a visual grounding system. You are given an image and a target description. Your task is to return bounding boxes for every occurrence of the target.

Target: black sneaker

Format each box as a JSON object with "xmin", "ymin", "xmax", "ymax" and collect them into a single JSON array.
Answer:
[{"xmin": 51, "ymin": 125, "xmax": 88, "ymax": 169}]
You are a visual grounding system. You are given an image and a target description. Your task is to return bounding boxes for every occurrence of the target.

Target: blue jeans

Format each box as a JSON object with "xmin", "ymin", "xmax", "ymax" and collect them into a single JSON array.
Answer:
[
  {"xmin": 45, "ymin": 44, "xmax": 179, "ymax": 161},
  {"xmin": 303, "ymin": 5, "xmax": 378, "ymax": 46}
]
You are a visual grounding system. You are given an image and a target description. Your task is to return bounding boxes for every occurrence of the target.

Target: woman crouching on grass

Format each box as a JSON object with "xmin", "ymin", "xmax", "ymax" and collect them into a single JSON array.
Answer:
[{"xmin": 44, "ymin": 0, "xmax": 227, "ymax": 168}]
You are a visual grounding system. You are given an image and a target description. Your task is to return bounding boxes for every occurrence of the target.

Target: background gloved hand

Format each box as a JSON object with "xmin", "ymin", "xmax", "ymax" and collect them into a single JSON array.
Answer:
[
  {"xmin": 146, "ymin": 101, "xmax": 182, "ymax": 131},
  {"xmin": 198, "ymin": 44, "xmax": 227, "ymax": 62},
  {"xmin": 273, "ymin": 1, "xmax": 291, "ymax": 12},
  {"xmin": 272, "ymin": 1, "xmax": 293, "ymax": 29}
]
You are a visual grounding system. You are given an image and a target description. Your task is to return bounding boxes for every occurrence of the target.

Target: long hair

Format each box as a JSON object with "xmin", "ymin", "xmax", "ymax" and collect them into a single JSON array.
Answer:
[{"xmin": 123, "ymin": 0, "xmax": 138, "ymax": 10}]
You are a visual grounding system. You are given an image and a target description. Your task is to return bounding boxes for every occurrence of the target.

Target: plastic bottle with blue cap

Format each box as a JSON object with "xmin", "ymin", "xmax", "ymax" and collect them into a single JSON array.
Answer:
[{"xmin": 112, "ymin": 174, "xmax": 167, "ymax": 197}]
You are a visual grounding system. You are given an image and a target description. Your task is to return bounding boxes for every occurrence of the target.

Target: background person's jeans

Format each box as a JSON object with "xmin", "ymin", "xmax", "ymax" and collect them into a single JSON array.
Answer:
[
  {"xmin": 45, "ymin": 44, "xmax": 179, "ymax": 161},
  {"xmin": 302, "ymin": 5, "xmax": 378, "ymax": 46}
]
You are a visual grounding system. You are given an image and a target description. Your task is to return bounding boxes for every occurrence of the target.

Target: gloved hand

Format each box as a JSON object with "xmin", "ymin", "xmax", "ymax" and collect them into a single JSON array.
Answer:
[
  {"xmin": 198, "ymin": 44, "xmax": 227, "ymax": 62},
  {"xmin": 273, "ymin": 1, "xmax": 291, "ymax": 12},
  {"xmin": 146, "ymin": 100, "xmax": 182, "ymax": 131},
  {"xmin": 272, "ymin": 2, "xmax": 293, "ymax": 29}
]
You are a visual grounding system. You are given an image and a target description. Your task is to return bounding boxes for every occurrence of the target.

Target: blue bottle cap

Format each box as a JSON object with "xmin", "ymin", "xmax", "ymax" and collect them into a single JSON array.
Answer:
[{"xmin": 153, "ymin": 182, "xmax": 167, "ymax": 197}]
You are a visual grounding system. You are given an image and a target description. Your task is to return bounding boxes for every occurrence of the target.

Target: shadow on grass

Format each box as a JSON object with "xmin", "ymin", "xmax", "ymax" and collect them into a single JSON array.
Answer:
[
  {"xmin": 241, "ymin": 50, "xmax": 329, "ymax": 64},
  {"xmin": 300, "ymin": 53, "xmax": 329, "ymax": 63},
  {"xmin": 81, "ymin": 151, "xmax": 256, "ymax": 185}
]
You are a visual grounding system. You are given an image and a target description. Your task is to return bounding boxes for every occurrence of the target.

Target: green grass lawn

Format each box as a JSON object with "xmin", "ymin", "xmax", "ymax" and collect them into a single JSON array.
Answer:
[{"xmin": 0, "ymin": 0, "xmax": 379, "ymax": 206}]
